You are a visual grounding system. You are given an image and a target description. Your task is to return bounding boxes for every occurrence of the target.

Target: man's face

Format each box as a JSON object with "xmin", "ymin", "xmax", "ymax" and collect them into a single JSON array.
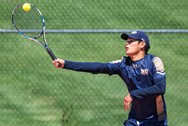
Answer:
[{"xmin": 125, "ymin": 37, "xmax": 143, "ymax": 57}]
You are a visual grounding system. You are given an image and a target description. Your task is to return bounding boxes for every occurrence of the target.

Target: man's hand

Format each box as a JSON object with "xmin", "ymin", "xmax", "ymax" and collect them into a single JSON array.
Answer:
[
  {"xmin": 52, "ymin": 58, "xmax": 65, "ymax": 68},
  {"xmin": 124, "ymin": 93, "xmax": 133, "ymax": 110}
]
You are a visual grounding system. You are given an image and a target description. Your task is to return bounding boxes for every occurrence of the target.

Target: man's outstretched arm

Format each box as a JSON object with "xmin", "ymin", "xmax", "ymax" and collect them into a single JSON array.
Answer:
[{"xmin": 53, "ymin": 58, "xmax": 111, "ymax": 74}]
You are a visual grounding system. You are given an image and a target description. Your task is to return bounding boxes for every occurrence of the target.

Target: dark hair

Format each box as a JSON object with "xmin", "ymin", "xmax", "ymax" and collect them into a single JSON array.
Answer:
[{"xmin": 145, "ymin": 45, "xmax": 150, "ymax": 54}]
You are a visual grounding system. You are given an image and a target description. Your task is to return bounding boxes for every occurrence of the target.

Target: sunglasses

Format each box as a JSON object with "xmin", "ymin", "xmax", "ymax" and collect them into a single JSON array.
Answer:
[{"xmin": 126, "ymin": 40, "xmax": 141, "ymax": 44}]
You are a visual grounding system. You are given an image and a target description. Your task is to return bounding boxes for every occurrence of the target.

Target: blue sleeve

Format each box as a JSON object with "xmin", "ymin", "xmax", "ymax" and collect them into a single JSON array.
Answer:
[
  {"xmin": 107, "ymin": 62, "xmax": 122, "ymax": 75},
  {"xmin": 130, "ymin": 77, "xmax": 166, "ymax": 99},
  {"xmin": 64, "ymin": 60, "xmax": 111, "ymax": 74}
]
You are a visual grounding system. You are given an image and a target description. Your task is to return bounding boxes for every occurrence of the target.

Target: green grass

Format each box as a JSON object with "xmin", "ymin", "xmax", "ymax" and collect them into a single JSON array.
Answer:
[
  {"xmin": 1, "ymin": 0, "xmax": 188, "ymax": 126},
  {"xmin": 1, "ymin": 0, "xmax": 188, "ymax": 29},
  {"xmin": 0, "ymin": 33, "xmax": 188, "ymax": 126}
]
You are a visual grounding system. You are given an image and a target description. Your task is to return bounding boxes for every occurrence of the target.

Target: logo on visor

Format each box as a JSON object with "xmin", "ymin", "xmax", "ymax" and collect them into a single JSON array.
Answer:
[{"xmin": 131, "ymin": 31, "xmax": 137, "ymax": 34}]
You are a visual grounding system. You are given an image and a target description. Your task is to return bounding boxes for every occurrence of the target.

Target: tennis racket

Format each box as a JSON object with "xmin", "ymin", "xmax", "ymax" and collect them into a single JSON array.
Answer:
[{"xmin": 12, "ymin": 3, "xmax": 57, "ymax": 61}]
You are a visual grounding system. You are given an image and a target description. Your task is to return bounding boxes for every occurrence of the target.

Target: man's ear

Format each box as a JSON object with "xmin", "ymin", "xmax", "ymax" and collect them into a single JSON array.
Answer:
[{"xmin": 140, "ymin": 41, "xmax": 146, "ymax": 48}]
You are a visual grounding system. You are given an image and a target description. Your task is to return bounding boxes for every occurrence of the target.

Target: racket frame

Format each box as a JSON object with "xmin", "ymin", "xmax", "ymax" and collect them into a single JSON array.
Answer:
[{"xmin": 12, "ymin": 3, "xmax": 57, "ymax": 61}]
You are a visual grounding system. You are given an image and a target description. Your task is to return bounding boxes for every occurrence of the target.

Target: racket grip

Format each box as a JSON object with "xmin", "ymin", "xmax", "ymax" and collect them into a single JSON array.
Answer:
[{"xmin": 46, "ymin": 47, "xmax": 57, "ymax": 61}]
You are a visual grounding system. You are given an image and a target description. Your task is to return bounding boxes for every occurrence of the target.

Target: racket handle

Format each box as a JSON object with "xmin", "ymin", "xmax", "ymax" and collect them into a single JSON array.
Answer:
[
  {"xmin": 45, "ymin": 47, "xmax": 57, "ymax": 61},
  {"xmin": 45, "ymin": 47, "xmax": 62, "ymax": 67}
]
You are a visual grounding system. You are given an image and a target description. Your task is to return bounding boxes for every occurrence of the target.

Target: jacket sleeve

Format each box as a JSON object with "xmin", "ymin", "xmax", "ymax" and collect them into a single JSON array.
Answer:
[
  {"xmin": 130, "ymin": 57, "xmax": 166, "ymax": 99},
  {"xmin": 130, "ymin": 77, "xmax": 166, "ymax": 99},
  {"xmin": 64, "ymin": 60, "xmax": 111, "ymax": 74}
]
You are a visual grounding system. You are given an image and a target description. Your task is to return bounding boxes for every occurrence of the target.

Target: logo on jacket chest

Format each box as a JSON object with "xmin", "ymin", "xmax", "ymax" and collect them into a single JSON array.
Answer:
[{"xmin": 141, "ymin": 69, "xmax": 149, "ymax": 75}]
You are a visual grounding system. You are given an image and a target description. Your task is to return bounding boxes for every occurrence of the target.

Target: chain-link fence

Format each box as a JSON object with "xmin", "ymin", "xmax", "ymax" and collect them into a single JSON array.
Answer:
[{"xmin": 1, "ymin": 0, "xmax": 188, "ymax": 126}]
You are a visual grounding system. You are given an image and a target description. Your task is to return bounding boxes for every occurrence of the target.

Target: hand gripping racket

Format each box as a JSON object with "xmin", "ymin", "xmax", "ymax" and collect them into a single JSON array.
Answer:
[{"xmin": 12, "ymin": 3, "xmax": 57, "ymax": 61}]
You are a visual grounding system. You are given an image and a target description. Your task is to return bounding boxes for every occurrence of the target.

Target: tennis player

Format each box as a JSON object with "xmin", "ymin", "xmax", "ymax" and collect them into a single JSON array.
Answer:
[{"xmin": 53, "ymin": 31, "xmax": 168, "ymax": 126}]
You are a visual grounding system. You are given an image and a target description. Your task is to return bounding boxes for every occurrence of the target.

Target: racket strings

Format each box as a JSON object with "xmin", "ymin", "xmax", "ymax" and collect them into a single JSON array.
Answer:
[{"xmin": 13, "ymin": 5, "xmax": 43, "ymax": 38}]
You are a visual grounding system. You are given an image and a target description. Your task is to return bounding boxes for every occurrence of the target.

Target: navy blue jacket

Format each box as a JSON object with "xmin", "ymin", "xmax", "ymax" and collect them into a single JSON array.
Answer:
[{"xmin": 64, "ymin": 54, "xmax": 167, "ymax": 122}]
